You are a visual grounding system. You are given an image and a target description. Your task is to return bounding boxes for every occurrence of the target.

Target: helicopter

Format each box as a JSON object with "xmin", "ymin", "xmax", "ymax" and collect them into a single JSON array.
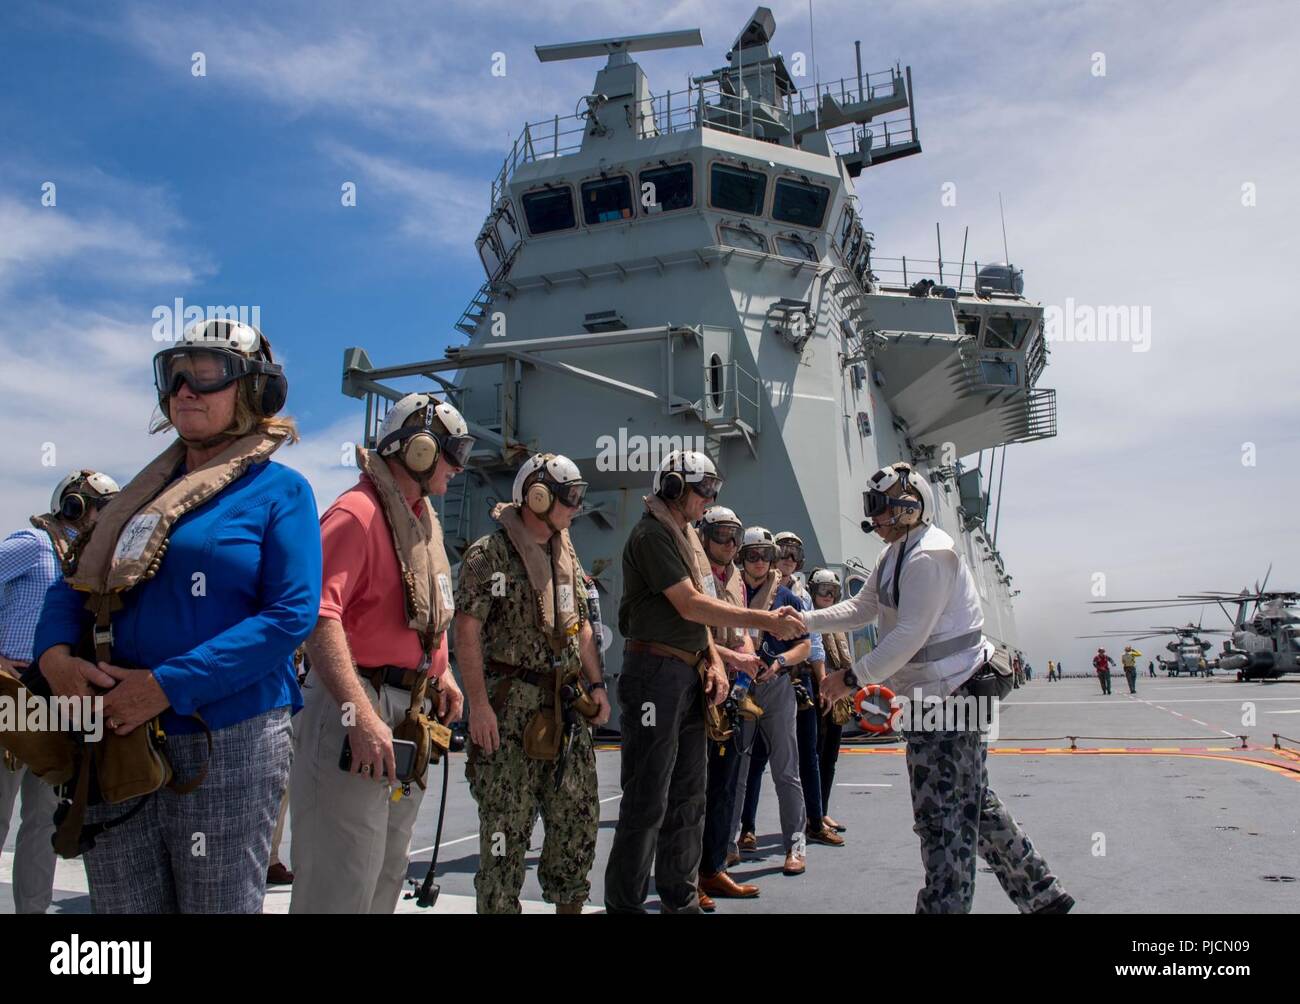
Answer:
[
  {"xmin": 1087, "ymin": 566, "xmax": 1300, "ymax": 681},
  {"xmin": 1075, "ymin": 623, "xmax": 1229, "ymax": 677}
]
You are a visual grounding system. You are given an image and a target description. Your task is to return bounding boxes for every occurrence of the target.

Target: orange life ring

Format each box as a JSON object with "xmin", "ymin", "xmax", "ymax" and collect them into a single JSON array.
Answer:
[{"xmin": 854, "ymin": 684, "xmax": 898, "ymax": 734}]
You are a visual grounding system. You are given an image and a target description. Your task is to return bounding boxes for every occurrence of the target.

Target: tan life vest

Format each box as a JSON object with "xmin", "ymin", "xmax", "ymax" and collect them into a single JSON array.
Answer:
[
  {"xmin": 824, "ymin": 631, "xmax": 853, "ymax": 673},
  {"xmin": 490, "ymin": 502, "xmax": 582, "ymax": 646},
  {"xmin": 28, "ymin": 513, "xmax": 77, "ymax": 571},
  {"xmin": 356, "ymin": 447, "xmax": 455, "ymax": 655},
  {"xmin": 709, "ymin": 561, "xmax": 747, "ymax": 650},
  {"xmin": 68, "ymin": 430, "xmax": 289, "ymax": 660}
]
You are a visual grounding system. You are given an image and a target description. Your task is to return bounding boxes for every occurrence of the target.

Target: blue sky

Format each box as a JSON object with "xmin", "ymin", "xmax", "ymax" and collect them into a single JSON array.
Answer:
[{"xmin": 3, "ymin": 0, "xmax": 1298, "ymax": 669}]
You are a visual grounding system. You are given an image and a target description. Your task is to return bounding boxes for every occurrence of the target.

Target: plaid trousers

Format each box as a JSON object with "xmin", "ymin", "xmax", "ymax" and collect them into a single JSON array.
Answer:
[{"xmin": 81, "ymin": 707, "xmax": 292, "ymax": 913}]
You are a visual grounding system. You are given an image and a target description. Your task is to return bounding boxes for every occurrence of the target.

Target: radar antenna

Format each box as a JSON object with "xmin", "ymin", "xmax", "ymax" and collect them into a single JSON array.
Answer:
[{"xmin": 535, "ymin": 28, "xmax": 703, "ymax": 66}]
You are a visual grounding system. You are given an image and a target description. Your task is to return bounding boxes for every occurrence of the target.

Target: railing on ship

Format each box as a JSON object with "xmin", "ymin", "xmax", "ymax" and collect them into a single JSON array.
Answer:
[{"xmin": 490, "ymin": 64, "xmax": 916, "ymax": 208}]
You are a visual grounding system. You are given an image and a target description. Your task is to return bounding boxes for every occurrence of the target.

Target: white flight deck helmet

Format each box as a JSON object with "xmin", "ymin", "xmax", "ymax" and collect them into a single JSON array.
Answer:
[
  {"xmin": 863, "ymin": 461, "xmax": 935, "ymax": 529},
  {"xmin": 699, "ymin": 505, "xmax": 743, "ymax": 559},
  {"xmin": 738, "ymin": 526, "xmax": 778, "ymax": 564},
  {"xmin": 50, "ymin": 470, "xmax": 121, "ymax": 522},
  {"xmin": 808, "ymin": 566, "xmax": 842, "ymax": 601},
  {"xmin": 376, "ymin": 392, "xmax": 473, "ymax": 476},
  {"xmin": 773, "ymin": 530, "xmax": 805, "ymax": 570},
  {"xmin": 153, "ymin": 318, "xmax": 288, "ymax": 416},
  {"xmin": 652, "ymin": 449, "xmax": 721, "ymax": 502},
  {"xmin": 511, "ymin": 453, "xmax": 589, "ymax": 515}
]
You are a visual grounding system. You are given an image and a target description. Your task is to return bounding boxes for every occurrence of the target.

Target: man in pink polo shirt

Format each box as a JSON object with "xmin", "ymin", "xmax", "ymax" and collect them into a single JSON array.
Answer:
[{"xmin": 290, "ymin": 392, "xmax": 469, "ymax": 913}]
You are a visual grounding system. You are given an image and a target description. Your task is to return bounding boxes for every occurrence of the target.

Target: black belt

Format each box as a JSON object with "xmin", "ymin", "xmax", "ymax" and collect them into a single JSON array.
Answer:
[{"xmin": 358, "ymin": 665, "xmax": 422, "ymax": 692}]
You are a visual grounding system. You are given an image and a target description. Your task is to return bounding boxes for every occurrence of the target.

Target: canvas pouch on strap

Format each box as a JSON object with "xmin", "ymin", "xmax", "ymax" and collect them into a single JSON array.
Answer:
[
  {"xmin": 0, "ymin": 670, "xmax": 76, "ymax": 784},
  {"xmin": 959, "ymin": 645, "xmax": 1014, "ymax": 701}
]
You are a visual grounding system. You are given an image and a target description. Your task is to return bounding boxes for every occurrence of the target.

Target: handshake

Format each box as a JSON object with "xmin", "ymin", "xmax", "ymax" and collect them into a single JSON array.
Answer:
[{"xmin": 767, "ymin": 605, "xmax": 805, "ymax": 640}]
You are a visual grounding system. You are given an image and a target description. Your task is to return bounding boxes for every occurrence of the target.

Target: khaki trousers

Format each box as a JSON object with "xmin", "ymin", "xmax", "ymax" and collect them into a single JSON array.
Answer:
[{"xmin": 289, "ymin": 674, "xmax": 427, "ymax": 913}]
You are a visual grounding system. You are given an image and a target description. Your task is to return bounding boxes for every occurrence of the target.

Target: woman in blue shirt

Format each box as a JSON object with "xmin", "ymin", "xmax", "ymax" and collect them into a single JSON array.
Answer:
[{"xmin": 35, "ymin": 319, "xmax": 321, "ymax": 913}]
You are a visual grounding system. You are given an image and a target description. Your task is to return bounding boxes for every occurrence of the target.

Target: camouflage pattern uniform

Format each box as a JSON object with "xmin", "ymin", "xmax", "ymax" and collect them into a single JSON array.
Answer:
[
  {"xmin": 456, "ymin": 529, "xmax": 599, "ymax": 913},
  {"xmin": 905, "ymin": 727, "xmax": 1065, "ymax": 913}
]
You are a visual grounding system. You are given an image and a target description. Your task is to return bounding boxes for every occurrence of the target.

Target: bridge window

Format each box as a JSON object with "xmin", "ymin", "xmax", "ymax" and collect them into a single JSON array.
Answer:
[
  {"xmin": 580, "ymin": 176, "xmax": 634, "ymax": 225},
  {"xmin": 719, "ymin": 225, "xmax": 768, "ymax": 254},
  {"xmin": 838, "ymin": 206, "xmax": 854, "ymax": 248},
  {"xmin": 710, "ymin": 164, "xmax": 767, "ymax": 216},
  {"xmin": 984, "ymin": 313, "xmax": 1032, "ymax": 350},
  {"xmin": 639, "ymin": 163, "xmax": 694, "ymax": 213},
  {"xmin": 958, "ymin": 313, "xmax": 982, "ymax": 340},
  {"xmin": 775, "ymin": 234, "xmax": 818, "ymax": 261},
  {"xmin": 773, "ymin": 178, "xmax": 830, "ymax": 228},
  {"xmin": 521, "ymin": 187, "xmax": 576, "ymax": 235},
  {"xmin": 979, "ymin": 357, "xmax": 1019, "ymax": 386}
]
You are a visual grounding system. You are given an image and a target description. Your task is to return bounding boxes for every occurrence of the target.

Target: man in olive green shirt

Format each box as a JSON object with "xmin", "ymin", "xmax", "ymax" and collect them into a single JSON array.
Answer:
[{"xmin": 604, "ymin": 450, "xmax": 797, "ymax": 914}]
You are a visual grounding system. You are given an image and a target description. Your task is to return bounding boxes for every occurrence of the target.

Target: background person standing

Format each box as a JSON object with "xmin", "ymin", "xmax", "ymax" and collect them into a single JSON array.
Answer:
[{"xmin": 1, "ymin": 470, "xmax": 119, "ymax": 913}]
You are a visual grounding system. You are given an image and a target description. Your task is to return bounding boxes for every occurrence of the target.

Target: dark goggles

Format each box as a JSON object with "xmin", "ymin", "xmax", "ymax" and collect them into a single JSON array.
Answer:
[
  {"xmin": 778, "ymin": 543, "xmax": 804, "ymax": 564},
  {"xmin": 740, "ymin": 545, "xmax": 776, "ymax": 564},
  {"xmin": 439, "ymin": 432, "xmax": 476, "ymax": 469},
  {"xmin": 689, "ymin": 475, "xmax": 722, "ymax": 501},
  {"xmin": 552, "ymin": 479, "xmax": 588, "ymax": 509},
  {"xmin": 863, "ymin": 489, "xmax": 920, "ymax": 519},
  {"xmin": 811, "ymin": 584, "xmax": 840, "ymax": 600},
  {"xmin": 703, "ymin": 524, "xmax": 742, "ymax": 546},
  {"xmin": 153, "ymin": 347, "xmax": 278, "ymax": 397}
]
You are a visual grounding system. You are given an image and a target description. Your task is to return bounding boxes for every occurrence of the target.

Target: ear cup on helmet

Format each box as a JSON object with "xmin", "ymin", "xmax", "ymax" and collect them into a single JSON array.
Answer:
[
  {"xmin": 402, "ymin": 432, "xmax": 441, "ymax": 474},
  {"xmin": 526, "ymin": 481, "xmax": 554, "ymax": 515},
  {"xmin": 660, "ymin": 471, "xmax": 685, "ymax": 501},
  {"xmin": 258, "ymin": 372, "xmax": 288, "ymax": 415}
]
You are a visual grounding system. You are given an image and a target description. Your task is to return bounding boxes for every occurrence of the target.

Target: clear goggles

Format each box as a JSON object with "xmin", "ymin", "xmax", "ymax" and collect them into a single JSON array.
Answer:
[{"xmin": 153, "ymin": 347, "xmax": 277, "ymax": 397}]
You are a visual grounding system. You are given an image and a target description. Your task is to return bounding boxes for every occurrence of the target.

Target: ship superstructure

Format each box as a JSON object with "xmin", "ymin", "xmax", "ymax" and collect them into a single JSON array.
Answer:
[{"xmin": 342, "ymin": 7, "xmax": 1057, "ymax": 726}]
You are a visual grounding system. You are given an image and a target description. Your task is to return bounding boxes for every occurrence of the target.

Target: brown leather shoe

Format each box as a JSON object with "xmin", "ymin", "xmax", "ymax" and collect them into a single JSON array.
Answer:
[
  {"xmin": 700, "ymin": 870, "xmax": 760, "ymax": 899},
  {"xmin": 725, "ymin": 850, "xmax": 741, "ymax": 868},
  {"xmin": 823, "ymin": 815, "xmax": 846, "ymax": 833},
  {"xmin": 738, "ymin": 831, "xmax": 757, "ymax": 852},
  {"xmin": 697, "ymin": 885, "xmax": 716, "ymax": 912},
  {"xmin": 266, "ymin": 862, "xmax": 294, "ymax": 885},
  {"xmin": 807, "ymin": 824, "xmax": 845, "ymax": 847},
  {"xmin": 555, "ymin": 901, "xmax": 584, "ymax": 914},
  {"xmin": 782, "ymin": 852, "xmax": 806, "ymax": 876}
]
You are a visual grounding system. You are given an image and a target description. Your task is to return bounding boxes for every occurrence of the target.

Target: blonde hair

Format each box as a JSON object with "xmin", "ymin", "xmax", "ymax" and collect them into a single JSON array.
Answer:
[{"xmin": 151, "ymin": 378, "xmax": 300, "ymax": 443}]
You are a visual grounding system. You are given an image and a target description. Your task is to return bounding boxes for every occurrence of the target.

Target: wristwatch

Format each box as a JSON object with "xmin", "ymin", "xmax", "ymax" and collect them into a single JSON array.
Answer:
[
  {"xmin": 774, "ymin": 654, "xmax": 787, "ymax": 670},
  {"xmin": 589, "ymin": 680, "xmax": 607, "ymax": 691},
  {"xmin": 843, "ymin": 669, "xmax": 859, "ymax": 689}
]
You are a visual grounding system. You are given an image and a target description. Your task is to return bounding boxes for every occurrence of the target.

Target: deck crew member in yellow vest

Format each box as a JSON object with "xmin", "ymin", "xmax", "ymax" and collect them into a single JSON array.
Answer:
[
  {"xmin": 1, "ymin": 470, "xmax": 119, "ymax": 913},
  {"xmin": 290, "ymin": 392, "xmax": 468, "ymax": 914},
  {"xmin": 455, "ymin": 453, "xmax": 610, "ymax": 914}
]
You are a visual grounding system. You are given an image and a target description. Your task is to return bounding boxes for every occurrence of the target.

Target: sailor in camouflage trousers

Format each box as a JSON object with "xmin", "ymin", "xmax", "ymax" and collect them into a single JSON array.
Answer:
[
  {"xmin": 906, "ymin": 728, "xmax": 1062, "ymax": 913},
  {"xmin": 454, "ymin": 454, "xmax": 609, "ymax": 914}
]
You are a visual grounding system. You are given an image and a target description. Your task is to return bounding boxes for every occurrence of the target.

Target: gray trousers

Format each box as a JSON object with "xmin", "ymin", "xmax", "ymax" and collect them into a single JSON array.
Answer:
[
  {"xmin": 0, "ymin": 761, "xmax": 58, "ymax": 913},
  {"xmin": 289, "ymin": 674, "xmax": 426, "ymax": 914},
  {"xmin": 81, "ymin": 707, "xmax": 292, "ymax": 913},
  {"xmin": 729, "ymin": 675, "xmax": 806, "ymax": 853},
  {"xmin": 905, "ymin": 727, "xmax": 1065, "ymax": 913}
]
